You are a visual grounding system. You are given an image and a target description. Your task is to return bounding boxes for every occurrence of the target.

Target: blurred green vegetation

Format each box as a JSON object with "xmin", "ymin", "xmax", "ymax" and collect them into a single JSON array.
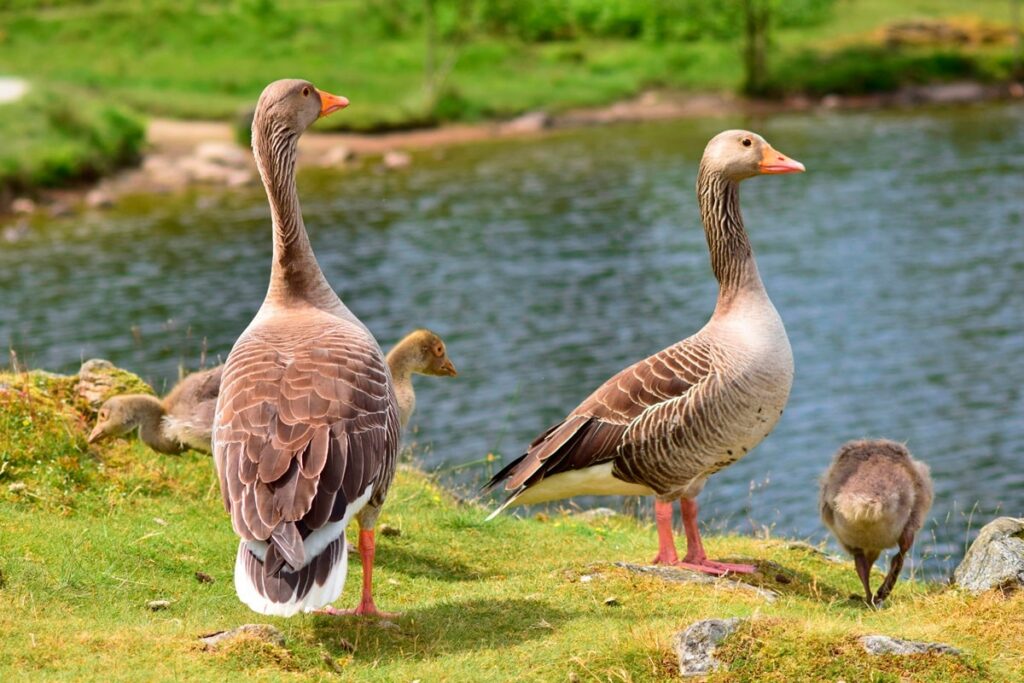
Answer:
[
  {"xmin": 0, "ymin": 83, "xmax": 144, "ymax": 198},
  {"xmin": 0, "ymin": 1, "xmax": 1019, "ymax": 195}
]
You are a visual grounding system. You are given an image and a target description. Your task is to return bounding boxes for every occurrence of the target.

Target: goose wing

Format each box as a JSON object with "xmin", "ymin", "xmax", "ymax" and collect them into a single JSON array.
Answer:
[
  {"xmin": 214, "ymin": 317, "xmax": 399, "ymax": 575},
  {"xmin": 486, "ymin": 338, "xmax": 713, "ymax": 494}
]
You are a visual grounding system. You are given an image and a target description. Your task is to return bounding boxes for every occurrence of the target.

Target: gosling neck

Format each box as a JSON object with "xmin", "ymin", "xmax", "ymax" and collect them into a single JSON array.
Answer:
[
  {"xmin": 252, "ymin": 115, "xmax": 338, "ymax": 309},
  {"xmin": 385, "ymin": 345, "xmax": 418, "ymax": 429},
  {"xmin": 696, "ymin": 164, "xmax": 765, "ymax": 310},
  {"xmin": 127, "ymin": 395, "xmax": 183, "ymax": 455}
]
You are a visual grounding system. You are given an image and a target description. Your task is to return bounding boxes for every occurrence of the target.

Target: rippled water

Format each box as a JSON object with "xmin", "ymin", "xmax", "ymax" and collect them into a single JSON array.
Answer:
[{"xmin": 3, "ymin": 103, "xmax": 1022, "ymax": 575}]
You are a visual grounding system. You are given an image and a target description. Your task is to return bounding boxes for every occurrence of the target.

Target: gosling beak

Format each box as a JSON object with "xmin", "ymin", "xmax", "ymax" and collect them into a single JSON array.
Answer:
[
  {"xmin": 440, "ymin": 358, "xmax": 458, "ymax": 377},
  {"xmin": 88, "ymin": 424, "xmax": 105, "ymax": 444},
  {"xmin": 759, "ymin": 145, "xmax": 805, "ymax": 174},
  {"xmin": 317, "ymin": 89, "xmax": 349, "ymax": 118}
]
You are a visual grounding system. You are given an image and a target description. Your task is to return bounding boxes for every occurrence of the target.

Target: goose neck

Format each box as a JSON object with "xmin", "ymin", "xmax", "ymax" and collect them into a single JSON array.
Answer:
[
  {"xmin": 131, "ymin": 396, "xmax": 182, "ymax": 454},
  {"xmin": 252, "ymin": 116, "xmax": 337, "ymax": 308},
  {"xmin": 696, "ymin": 164, "xmax": 764, "ymax": 305}
]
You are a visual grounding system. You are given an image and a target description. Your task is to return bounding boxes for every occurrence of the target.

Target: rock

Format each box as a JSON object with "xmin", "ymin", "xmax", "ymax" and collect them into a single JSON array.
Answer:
[
  {"xmin": 914, "ymin": 82, "xmax": 988, "ymax": 105},
  {"xmin": 75, "ymin": 358, "xmax": 154, "ymax": 408},
  {"xmin": 501, "ymin": 111, "xmax": 552, "ymax": 134},
  {"xmin": 11, "ymin": 197, "xmax": 36, "ymax": 215},
  {"xmin": 85, "ymin": 188, "xmax": 115, "ymax": 209},
  {"xmin": 572, "ymin": 507, "xmax": 617, "ymax": 522},
  {"xmin": 382, "ymin": 150, "xmax": 412, "ymax": 170},
  {"xmin": 146, "ymin": 600, "xmax": 171, "ymax": 611},
  {"xmin": 195, "ymin": 571, "xmax": 214, "ymax": 584},
  {"xmin": 379, "ymin": 523, "xmax": 401, "ymax": 538},
  {"xmin": 860, "ymin": 635, "xmax": 962, "ymax": 656},
  {"xmin": 673, "ymin": 618, "xmax": 742, "ymax": 677},
  {"xmin": 178, "ymin": 157, "xmax": 254, "ymax": 186},
  {"xmin": 603, "ymin": 596, "xmax": 620, "ymax": 607},
  {"xmin": 322, "ymin": 145, "xmax": 357, "ymax": 166},
  {"xmin": 199, "ymin": 624, "xmax": 285, "ymax": 652},
  {"xmin": 953, "ymin": 517, "xmax": 1024, "ymax": 594},
  {"xmin": 8, "ymin": 482, "xmax": 26, "ymax": 493},
  {"xmin": 194, "ymin": 141, "xmax": 250, "ymax": 169}
]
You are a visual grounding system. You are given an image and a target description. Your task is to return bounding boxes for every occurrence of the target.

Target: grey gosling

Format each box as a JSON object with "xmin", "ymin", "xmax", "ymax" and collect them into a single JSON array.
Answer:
[
  {"xmin": 820, "ymin": 439, "xmax": 933, "ymax": 605},
  {"xmin": 88, "ymin": 366, "xmax": 222, "ymax": 455}
]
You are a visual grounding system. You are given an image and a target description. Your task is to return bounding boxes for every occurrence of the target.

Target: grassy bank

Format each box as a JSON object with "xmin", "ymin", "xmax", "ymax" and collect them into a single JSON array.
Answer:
[
  {"xmin": 1, "ymin": 1, "xmax": 1019, "ymax": 133},
  {"xmin": 1, "ymin": 366, "xmax": 1023, "ymax": 681},
  {"xmin": 0, "ymin": 83, "xmax": 144, "ymax": 201}
]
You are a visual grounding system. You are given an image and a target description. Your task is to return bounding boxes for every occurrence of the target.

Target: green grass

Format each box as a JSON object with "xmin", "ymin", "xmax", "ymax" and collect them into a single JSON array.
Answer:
[
  {"xmin": 1, "ymin": 367, "xmax": 1023, "ymax": 681},
  {"xmin": 0, "ymin": 1, "xmax": 1017, "ymax": 132},
  {"xmin": 0, "ymin": 83, "xmax": 144, "ymax": 197}
]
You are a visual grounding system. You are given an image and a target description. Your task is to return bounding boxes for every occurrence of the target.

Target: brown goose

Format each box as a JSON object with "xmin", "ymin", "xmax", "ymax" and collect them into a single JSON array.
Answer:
[
  {"xmin": 820, "ymin": 439, "xmax": 933, "ymax": 605},
  {"xmin": 213, "ymin": 79, "xmax": 400, "ymax": 617},
  {"xmin": 485, "ymin": 130, "xmax": 804, "ymax": 575},
  {"xmin": 88, "ymin": 365, "xmax": 222, "ymax": 454},
  {"xmin": 386, "ymin": 329, "xmax": 457, "ymax": 429}
]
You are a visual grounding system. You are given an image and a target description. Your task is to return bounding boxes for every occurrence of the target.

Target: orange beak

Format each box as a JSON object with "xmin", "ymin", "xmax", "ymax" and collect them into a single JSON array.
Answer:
[
  {"xmin": 759, "ymin": 145, "xmax": 805, "ymax": 174},
  {"xmin": 317, "ymin": 89, "xmax": 349, "ymax": 118},
  {"xmin": 88, "ymin": 424, "xmax": 104, "ymax": 444},
  {"xmin": 440, "ymin": 358, "xmax": 458, "ymax": 377}
]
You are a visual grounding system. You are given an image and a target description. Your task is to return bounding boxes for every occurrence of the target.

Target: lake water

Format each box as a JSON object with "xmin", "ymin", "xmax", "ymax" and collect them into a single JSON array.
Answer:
[{"xmin": 3, "ymin": 102, "xmax": 1022, "ymax": 576}]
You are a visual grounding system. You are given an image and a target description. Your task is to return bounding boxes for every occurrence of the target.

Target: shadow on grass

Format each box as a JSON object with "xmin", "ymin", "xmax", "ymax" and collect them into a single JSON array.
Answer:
[
  {"xmin": 312, "ymin": 597, "xmax": 576, "ymax": 661},
  {"xmin": 373, "ymin": 544, "xmax": 491, "ymax": 582}
]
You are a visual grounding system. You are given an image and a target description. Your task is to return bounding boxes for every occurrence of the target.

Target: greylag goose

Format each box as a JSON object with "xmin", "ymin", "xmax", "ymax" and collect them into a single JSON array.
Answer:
[
  {"xmin": 213, "ymin": 79, "xmax": 400, "ymax": 617},
  {"xmin": 88, "ymin": 365, "xmax": 221, "ymax": 454},
  {"xmin": 386, "ymin": 329, "xmax": 457, "ymax": 429},
  {"xmin": 820, "ymin": 439, "xmax": 933, "ymax": 605},
  {"xmin": 485, "ymin": 130, "xmax": 804, "ymax": 575}
]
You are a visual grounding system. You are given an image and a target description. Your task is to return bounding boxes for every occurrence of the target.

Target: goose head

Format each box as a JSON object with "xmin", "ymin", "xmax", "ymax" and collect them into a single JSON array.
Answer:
[
  {"xmin": 393, "ymin": 329, "xmax": 458, "ymax": 377},
  {"xmin": 253, "ymin": 79, "xmax": 349, "ymax": 136},
  {"xmin": 701, "ymin": 130, "xmax": 805, "ymax": 181},
  {"xmin": 88, "ymin": 395, "xmax": 146, "ymax": 444}
]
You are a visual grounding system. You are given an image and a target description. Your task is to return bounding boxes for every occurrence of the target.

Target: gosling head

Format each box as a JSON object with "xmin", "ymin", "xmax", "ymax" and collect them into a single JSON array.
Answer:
[
  {"xmin": 253, "ymin": 79, "xmax": 349, "ymax": 138},
  {"xmin": 701, "ymin": 130, "xmax": 805, "ymax": 182},
  {"xmin": 88, "ymin": 396, "xmax": 143, "ymax": 444},
  {"xmin": 394, "ymin": 329, "xmax": 458, "ymax": 377}
]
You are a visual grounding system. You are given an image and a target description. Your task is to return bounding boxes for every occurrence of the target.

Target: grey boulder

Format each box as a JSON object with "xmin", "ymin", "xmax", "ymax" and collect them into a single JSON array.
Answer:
[{"xmin": 954, "ymin": 517, "xmax": 1024, "ymax": 594}]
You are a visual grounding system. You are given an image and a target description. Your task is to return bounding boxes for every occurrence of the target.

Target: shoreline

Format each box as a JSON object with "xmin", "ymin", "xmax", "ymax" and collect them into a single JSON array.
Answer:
[{"xmin": 5, "ymin": 80, "xmax": 1022, "ymax": 223}]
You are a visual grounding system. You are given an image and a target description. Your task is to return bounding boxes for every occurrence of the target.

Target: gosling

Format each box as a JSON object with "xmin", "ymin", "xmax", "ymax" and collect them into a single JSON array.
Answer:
[
  {"xmin": 819, "ymin": 439, "xmax": 933, "ymax": 605},
  {"xmin": 88, "ymin": 365, "xmax": 222, "ymax": 454},
  {"xmin": 386, "ymin": 328, "xmax": 457, "ymax": 429}
]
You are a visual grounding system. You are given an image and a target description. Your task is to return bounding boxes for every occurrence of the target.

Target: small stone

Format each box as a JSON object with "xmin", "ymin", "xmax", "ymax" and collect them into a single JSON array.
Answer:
[
  {"xmin": 199, "ymin": 624, "xmax": 285, "ymax": 651},
  {"xmin": 673, "ymin": 618, "xmax": 743, "ymax": 676},
  {"xmin": 379, "ymin": 524, "xmax": 401, "ymax": 538},
  {"xmin": 85, "ymin": 188, "xmax": 115, "ymax": 209},
  {"xmin": 579, "ymin": 575, "xmax": 594, "ymax": 583},
  {"xmin": 954, "ymin": 516, "xmax": 1024, "ymax": 594},
  {"xmin": 501, "ymin": 111, "xmax": 552, "ymax": 134},
  {"xmin": 382, "ymin": 150, "xmax": 411, "ymax": 170},
  {"xmin": 323, "ymin": 146, "xmax": 357, "ymax": 166},
  {"xmin": 153, "ymin": 518, "xmax": 168, "ymax": 526},
  {"xmin": 147, "ymin": 600, "xmax": 171, "ymax": 611},
  {"xmin": 860, "ymin": 635, "xmax": 962, "ymax": 656},
  {"xmin": 8, "ymin": 482, "xmax": 26, "ymax": 493},
  {"xmin": 194, "ymin": 141, "xmax": 251, "ymax": 169},
  {"xmin": 11, "ymin": 197, "xmax": 36, "ymax": 214},
  {"xmin": 572, "ymin": 507, "xmax": 617, "ymax": 522},
  {"xmin": 195, "ymin": 571, "xmax": 214, "ymax": 584},
  {"xmin": 603, "ymin": 596, "xmax": 620, "ymax": 607}
]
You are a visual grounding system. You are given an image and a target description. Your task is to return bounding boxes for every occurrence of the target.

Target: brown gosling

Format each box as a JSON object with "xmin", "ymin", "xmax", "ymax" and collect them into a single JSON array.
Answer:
[
  {"xmin": 88, "ymin": 366, "xmax": 221, "ymax": 454},
  {"xmin": 819, "ymin": 439, "xmax": 933, "ymax": 605},
  {"xmin": 385, "ymin": 329, "xmax": 457, "ymax": 429}
]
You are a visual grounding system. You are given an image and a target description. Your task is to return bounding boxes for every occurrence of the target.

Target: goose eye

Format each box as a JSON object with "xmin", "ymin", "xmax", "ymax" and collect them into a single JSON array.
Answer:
[
  {"xmin": 742, "ymin": 138, "xmax": 752, "ymax": 147},
  {"xmin": 301, "ymin": 86, "xmax": 310, "ymax": 97}
]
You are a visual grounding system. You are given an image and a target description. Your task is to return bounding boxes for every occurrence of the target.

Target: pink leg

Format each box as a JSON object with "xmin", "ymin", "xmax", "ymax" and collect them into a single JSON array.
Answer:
[
  {"xmin": 674, "ymin": 498, "xmax": 757, "ymax": 576},
  {"xmin": 319, "ymin": 529, "xmax": 399, "ymax": 618},
  {"xmin": 651, "ymin": 500, "xmax": 680, "ymax": 564}
]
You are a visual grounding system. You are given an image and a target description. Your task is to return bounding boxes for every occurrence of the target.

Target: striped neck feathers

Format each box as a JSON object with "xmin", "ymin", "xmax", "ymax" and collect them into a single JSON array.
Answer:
[
  {"xmin": 696, "ymin": 163, "xmax": 764, "ymax": 303},
  {"xmin": 252, "ymin": 114, "xmax": 337, "ymax": 308}
]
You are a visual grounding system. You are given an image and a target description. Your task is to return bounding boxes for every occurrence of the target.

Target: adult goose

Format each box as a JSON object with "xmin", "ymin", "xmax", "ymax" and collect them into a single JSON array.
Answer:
[
  {"xmin": 213, "ymin": 80, "xmax": 400, "ymax": 617},
  {"xmin": 88, "ymin": 365, "xmax": 222, "ymax": 454},
  {"xmin": 386, "ymin": 329, "xmax": 457, "ymax": 429},
  {"xmin": 485, "ymin": 130, "xmax": 804, "ymax": 575},
  {"xmin": 820, "ymin": 439, "xmax": 933, "ymax": 605}
]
